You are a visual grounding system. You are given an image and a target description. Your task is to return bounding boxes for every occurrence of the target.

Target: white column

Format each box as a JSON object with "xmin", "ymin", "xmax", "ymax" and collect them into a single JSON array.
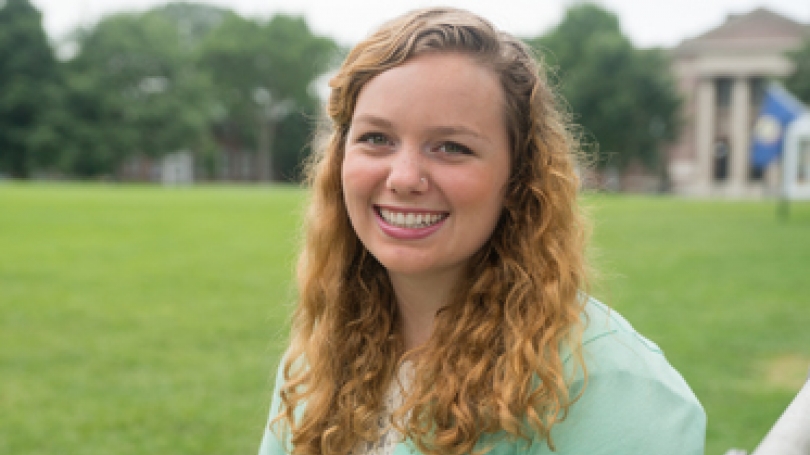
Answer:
[
  {"xmin": 730, "ymin": 76, "xmax": 751, "ymax": 194},
  {"xmin": 695, "ymin": 77, "xmax": 716, "ymax": 192}
]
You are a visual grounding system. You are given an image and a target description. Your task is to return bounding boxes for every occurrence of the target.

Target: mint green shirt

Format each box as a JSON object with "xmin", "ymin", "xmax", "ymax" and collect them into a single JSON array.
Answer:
[{"xmin": 258, "ymin": 299, "xmax": 706, "ymax": 455}]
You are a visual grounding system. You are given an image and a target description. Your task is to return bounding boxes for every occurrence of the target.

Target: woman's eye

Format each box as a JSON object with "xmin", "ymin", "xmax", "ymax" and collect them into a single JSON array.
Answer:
[
  {"xmin": 359, "ymin": 133, "xmax": 390, "ymax": 146},
  {"xmin": 438, "ymin": 142, "xmax": 472, "ymax": 155}
]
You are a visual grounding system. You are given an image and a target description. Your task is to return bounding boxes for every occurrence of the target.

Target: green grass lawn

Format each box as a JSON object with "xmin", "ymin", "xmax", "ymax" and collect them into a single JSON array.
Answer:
[
  {"xmin": 1, "ymin": 184, "xmax": 808, "ymax": 455},
  {"xmin": 587, "ymin": 195, "xmax": 810, "ymax": 454}
]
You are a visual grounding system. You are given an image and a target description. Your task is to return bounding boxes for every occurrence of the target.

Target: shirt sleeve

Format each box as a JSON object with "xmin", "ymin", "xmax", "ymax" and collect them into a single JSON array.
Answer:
[
  {"xmin": 534, "ymin": 304, "xmax": 707, "ymax": 455},
  {"xmin": 258, "ymin": 360, "xmax": 288, "ymax": 455}
]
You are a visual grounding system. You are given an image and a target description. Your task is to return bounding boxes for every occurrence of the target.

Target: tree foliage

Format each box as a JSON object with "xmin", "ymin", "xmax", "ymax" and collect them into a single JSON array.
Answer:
[
  {"xmin": 145, "ymin": 2, "xmax": 230, "ymax": 49},
  {"xmin": 527, "ymin": 3, "xmax": 681, "ymax": 175},
  {"xmin": 58, "ymin": 11, "xmax": 216, "ymax": 177},
  {"xmin": 0, "ymin": 1, "xmax": 338, "ymax": 180},
  {"xmin": 0, "ymin": 0, "xmax": 59, "ymax": 177},
  {"xmin": 784, "ymin": 37, "xmax": 810, "ymax": 104},
  {"xmin": 199, "ymin": 13, "xmax": 338, "ymax": 180}
]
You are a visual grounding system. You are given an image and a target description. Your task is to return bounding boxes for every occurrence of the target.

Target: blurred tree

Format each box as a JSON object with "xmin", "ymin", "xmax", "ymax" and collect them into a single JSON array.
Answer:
[
  {"xmin": 784, "ymin": 37, "xmax": 810, "ymax": 104},
  {"xmin": 2, "ymin": 0, "xmax": 337, "ymax": 181},
  {"xmin": 0, "ymin": 0, "xmax": 60, "ymax": 178},
  {"xmin": 526, "ymin": 3, "xmax": 681, "ymax": 185},
  {"xmin": 199, "ymin": 13, "xmax": 338, "ymax": 181},
  {"xmin": 145, "ymin": 2, "xmax": 229, "ymax": 50},
  {"xmin": 60, "ymin": 11, "xmax": 216, "ymax": 177}
]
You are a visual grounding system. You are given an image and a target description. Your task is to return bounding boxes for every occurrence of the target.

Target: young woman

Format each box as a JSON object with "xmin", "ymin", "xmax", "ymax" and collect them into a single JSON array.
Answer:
[{"xmin": 259, "ymin": 7, "xmax": 705, "ymax": 455}]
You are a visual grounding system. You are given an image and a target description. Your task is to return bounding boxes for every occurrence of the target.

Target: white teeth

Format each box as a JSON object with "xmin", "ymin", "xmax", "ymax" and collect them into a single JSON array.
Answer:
[{"xmin": 379, "ymin": 208, "xmax": 446, "ymax": 229}]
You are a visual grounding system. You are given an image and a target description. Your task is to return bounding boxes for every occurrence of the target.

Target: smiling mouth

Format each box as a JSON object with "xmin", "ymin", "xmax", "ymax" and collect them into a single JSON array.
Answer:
[{"xmin": 376, "ymin": 206, "xmax": 449, "ymax": 229}]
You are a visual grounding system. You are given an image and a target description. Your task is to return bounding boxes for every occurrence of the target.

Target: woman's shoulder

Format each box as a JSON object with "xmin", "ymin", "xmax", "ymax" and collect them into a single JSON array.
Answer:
[
  {"xmin": 570, "ymin": 297, "xmax": 701, "ymax": 402},
  {"xmin": 541, "ymin": 297, "xmax": 707, "ymax": 455},
  {"xmin": 579, "ymin": 297, "xmax": 659, "ymax": 348},
  {"xmin": 579, "ymin": 298, "xmax": 658, "ymax": 351}
]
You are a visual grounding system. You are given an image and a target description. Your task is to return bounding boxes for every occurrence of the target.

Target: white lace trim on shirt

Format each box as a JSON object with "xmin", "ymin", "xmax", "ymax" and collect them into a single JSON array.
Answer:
[{"xmin": 348, "ymin": 362, "xmax": 413, "ymax": 455}]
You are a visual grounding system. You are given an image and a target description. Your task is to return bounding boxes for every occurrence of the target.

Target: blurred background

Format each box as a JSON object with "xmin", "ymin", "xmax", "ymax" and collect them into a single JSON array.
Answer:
[
  {"xmin": 1, "ymin": 0, "xmax": 808, "ymax": 187},
  {"xmin": 1, "ymin": 0, "xmax": 809, "ymax": 454}
]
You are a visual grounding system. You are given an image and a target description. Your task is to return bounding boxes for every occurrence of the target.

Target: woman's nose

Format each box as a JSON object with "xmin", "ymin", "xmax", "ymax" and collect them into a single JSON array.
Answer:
[{"xmin": 386, "ymin": 146, "xmax": 428, "ymax": 195}]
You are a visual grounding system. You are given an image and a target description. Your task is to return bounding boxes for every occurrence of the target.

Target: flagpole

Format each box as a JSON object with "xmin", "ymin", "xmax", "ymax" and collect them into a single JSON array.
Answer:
[
  {"xmin": 777, "ymin": 194, "xmax": 789, "ymax": 222},
  {"xmin": 776, "ymin": 155, "xmax": 790, "ymax": 223},
  {"xmin": 750, "ymin": 83, "xmax": 806, "ymax": 221}
]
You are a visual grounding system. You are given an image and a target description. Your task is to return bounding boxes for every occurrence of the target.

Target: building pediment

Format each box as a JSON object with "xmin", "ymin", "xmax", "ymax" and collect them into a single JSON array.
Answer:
[{"xmin": 674, "ymin": 8, "xmax": 809, "ymax": 57}]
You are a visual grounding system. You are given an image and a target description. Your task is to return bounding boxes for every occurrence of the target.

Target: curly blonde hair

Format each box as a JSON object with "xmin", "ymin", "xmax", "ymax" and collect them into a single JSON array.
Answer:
[{"xmin": 275, "ymin": 7, "xmax": 590, "ymax": 455}]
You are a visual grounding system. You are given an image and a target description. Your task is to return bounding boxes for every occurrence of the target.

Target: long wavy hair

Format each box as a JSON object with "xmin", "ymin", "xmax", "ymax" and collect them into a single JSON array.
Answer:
[{"xmin": 275, "ymin": 7, "xmax": 590, "ymax": 455}]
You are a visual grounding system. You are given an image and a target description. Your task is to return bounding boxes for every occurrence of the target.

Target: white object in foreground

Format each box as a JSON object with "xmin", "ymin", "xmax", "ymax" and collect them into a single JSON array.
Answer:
[{"xmin": 751, "ymin": 373, "xmax": 810, "ymax": 455}]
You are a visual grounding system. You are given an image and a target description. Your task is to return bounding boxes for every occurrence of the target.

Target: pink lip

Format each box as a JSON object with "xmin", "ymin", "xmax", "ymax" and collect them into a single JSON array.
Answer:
[{"xmin": 374, "ymin": 206, "xmax": 448, "ymax": 240}]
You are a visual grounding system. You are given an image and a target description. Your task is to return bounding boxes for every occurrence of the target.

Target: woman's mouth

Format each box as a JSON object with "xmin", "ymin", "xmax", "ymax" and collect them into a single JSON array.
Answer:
[{"xmin": 376, "ymin": 206, "xmax": 449, "ymax": 229}]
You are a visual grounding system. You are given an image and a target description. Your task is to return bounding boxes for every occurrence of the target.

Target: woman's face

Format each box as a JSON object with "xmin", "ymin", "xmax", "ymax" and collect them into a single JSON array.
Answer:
[{"xmin": 342, "ymin": 52, "xmax": 510, "ymax": 283}]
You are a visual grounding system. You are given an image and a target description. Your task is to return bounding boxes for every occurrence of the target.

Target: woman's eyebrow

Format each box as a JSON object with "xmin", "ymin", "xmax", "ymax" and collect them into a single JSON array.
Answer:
[
  {"xmin": 352, "ymin": 114, "xmax": 489, "ymax": 144},
  {"xmin": 426, "ymin": 126, "xmax": 489, "ymax": 144},
  {"xmin": 351, "ymin": 114, "xmax": 394, "ymax": 130}
]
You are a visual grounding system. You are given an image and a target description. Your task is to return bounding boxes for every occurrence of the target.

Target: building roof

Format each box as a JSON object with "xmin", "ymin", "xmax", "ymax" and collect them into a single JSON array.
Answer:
[{"xmin": 674, "ymin": 8, "xmax": 809, "ymax": 56}]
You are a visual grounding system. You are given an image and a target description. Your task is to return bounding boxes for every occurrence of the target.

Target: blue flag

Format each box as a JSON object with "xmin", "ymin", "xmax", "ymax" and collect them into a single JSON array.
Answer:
[{"xmin": 751, "ymin": 84, "xmax": 806, "ymax": 169}]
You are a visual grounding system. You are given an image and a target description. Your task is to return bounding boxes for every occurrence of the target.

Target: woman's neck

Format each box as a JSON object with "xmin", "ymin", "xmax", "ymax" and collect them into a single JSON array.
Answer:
[{"xmin": 388, "ymin": 269, "xmax": 461, "ymax": 351}]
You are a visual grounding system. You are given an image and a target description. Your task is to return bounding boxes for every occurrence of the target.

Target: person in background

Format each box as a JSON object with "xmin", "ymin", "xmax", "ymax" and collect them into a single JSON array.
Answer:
[{"xmin": 259, "ymin": 7, "xmax": 706, "ymax": 455}]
